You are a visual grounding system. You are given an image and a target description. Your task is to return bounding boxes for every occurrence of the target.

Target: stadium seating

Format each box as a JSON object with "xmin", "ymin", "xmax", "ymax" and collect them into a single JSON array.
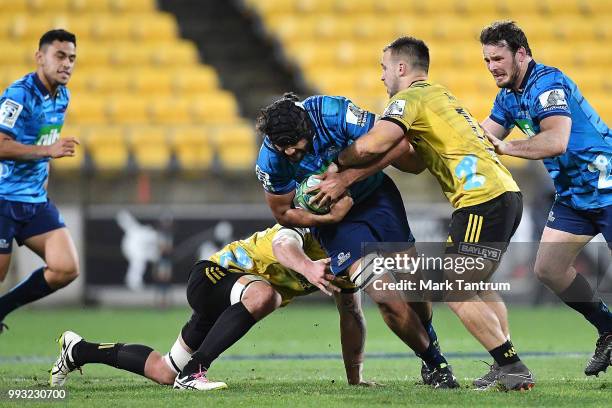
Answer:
[
  {"xmin": 245, "ymin": 0, "xmax": 612, "ymax": 168},
  {"xmin": 0, "ymin": 0, "xmax": 254, "ymax": 174}
]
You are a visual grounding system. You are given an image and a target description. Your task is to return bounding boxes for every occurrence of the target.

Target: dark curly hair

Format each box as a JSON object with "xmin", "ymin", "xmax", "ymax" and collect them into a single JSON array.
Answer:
[
  {"xmin": 480, "ymin": 21, "xmax": 532, "ymax": 57},
  {"xmin": 256, "ymin": 92, "xmax": 314, "ymax": 147}
]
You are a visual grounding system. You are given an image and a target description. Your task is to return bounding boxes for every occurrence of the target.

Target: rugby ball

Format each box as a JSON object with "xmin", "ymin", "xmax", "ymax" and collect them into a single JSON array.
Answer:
[{"xmin": 293, "ymin": 175, "xmax": 330, "ymax": 214}]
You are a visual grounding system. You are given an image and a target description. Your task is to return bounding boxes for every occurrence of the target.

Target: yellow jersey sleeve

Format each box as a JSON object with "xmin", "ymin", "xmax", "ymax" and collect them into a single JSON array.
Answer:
[{"xmin": 381, "ymin": 90, "xmax": 421, "ymax": 131}]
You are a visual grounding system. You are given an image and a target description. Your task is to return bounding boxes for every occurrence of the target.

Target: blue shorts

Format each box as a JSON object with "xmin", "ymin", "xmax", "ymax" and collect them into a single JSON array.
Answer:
[
  {"xmin": 546, "ymin": 200, "xmax": 612, "ymax": 246},
  {"xmin": 0, "ymin": 199, "xmax": 65, "ymax": 253},
  {"xmin": 312, "ymin": 174, "xmax": 415, "ymax": 275}
]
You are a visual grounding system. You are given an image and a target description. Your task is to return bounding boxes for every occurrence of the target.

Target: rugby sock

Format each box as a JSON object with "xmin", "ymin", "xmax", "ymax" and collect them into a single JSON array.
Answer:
[
  {"xmin": 419, "ymin": 317, "xmax": 448, "ymax": 368},
  {"xmin": 181, "ymin": 302, "xmax": 256, "ymax": 375},
  {"xmin": 559, "ymin": 274, "xmax": 612, "ymax": 334},
  {"xmin": 71, "ymin": 341, "xmax": 153, "ymax": 376},
  {"xmin": 0, "ymin": 267, "xmax": 54, "ymax": 320},
  {"xmin": 417, "ymin": 340, "xmax": 448, "ymax": 369},
  {"xmin": 489, "ymin": 340, "xmax": 520, "ymax": 367}
]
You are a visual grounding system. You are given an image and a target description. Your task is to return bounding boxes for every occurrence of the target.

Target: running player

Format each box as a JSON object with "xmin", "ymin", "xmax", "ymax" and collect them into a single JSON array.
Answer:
[
  {"xmin": 255, "ymin": 93, "xmax": 457, "ymax": 388},
  {"xmin": 479, "ymin": 21, "xmax": 612, "ymax": 377},
  {"xmin": 312, "ymin": 37, "xmax": 534, "ymax": 391},
  {"xmin": 50, "ymin": 225, "xmax": 375, "ymax": 390},
  {"xmin": 0, "ymin": 30, "xmax": 80, "ymax": 331}
]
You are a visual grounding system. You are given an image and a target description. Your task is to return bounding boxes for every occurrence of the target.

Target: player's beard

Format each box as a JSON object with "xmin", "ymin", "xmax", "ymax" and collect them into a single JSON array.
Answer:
[{"xmin": 497, "ymin": 58, "xmax": 521, "ymax": 89}]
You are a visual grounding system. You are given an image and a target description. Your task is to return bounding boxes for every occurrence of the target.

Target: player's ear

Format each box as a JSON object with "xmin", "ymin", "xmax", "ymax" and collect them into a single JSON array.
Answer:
[
  {"xmin": 35, "ymin": 50, "xmax": 44, "ymax": 65},
  {"xmin": 516, "ymin": 47, "xmax": 527, "ymax": 63}
]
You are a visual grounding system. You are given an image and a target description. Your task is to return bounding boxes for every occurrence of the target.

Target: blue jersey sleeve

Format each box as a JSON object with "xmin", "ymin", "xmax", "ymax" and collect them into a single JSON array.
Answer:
[
  {"xmin": 0, "ymin": 85, "xmax": 30, "ymax": 140},
  {"xmin": 489, "ymin": 92, "xmax": 515, "ymax": 130},
  {"xmin": 528, "ymin": 70, "xmax": 572, "ymax": 122},
  {"xmin": 255, "ymin": 140, "xmax": 296, "ymax": 195},
  {"xmin": 341, "ymin": 98, "xmax": 376, "ymax": 142}
]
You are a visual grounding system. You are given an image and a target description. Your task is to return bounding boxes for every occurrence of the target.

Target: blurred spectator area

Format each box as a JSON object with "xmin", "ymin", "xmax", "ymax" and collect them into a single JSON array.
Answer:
[
  {"xmin": 243, "ymin": 0, "xmax": 612, "ymax": 169},
  {"xmin": 0, "ymin": 0, "xmax": 256, "ymax": 174}
]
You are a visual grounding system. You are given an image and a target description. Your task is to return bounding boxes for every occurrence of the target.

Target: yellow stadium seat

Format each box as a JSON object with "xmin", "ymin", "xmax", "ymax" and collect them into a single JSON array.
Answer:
[
  {"xmin": 582, "ymin": 0, "xmax": 612, "ymax": 15},
  {"xmin": 295, "ymin": 0, "xmax": 335, "ymax": 14},
  {"xmin": 108, "ymin": 97, "xmax": 150, "ymax": 124},
  {"xmin": 455, "ymin": 0, "xmax": 503, "ymax": 15},
  {"xmin": 131, "ymin": 14, "xmax": 177, "ymax": 41},
  {"xmin": 66, "ymin": 96, "xmax": 108, "ymax": 124},
  {"xmin": 0, "ymin": 44, "xmax": 32, "ymax": 66},
  {"xmin": 171, "ymin": 127, "xmax": 214, "ymax": 171},
  {"xmin": 91, "ymin": 16, "xmax": 132, "ymax": 40},
  {"xmin": 88, "ymin": 70, "xmax": 132, "ymax": 94},
  {"xmin": 216, "ymin": 125, "xmax": 257, "ymax": 171},
  {"xmin": 73, "ymin": 45, "xmax": 109, "ymax": 67},
  {"xmin": 149, "ymin": 100, "xmax": 192, "ymax": 125},
  {"xmin": 172, "ymin": 68, "xmax": 219, "ymax": 94},
  {"xmin": 190, "ymin": 94, "xmax": 239, "ymax": 124},
  {"xmin": 0, "ymin": 0, "xmax": 28, "ymax": 12},
  {"xmin": 335, "ymin": 0, "xmax": 375, "ymax": 14},
  {"xmin": 87, "ymin": 127, "xmax": 129, "ymax": 171},
  {"xmin": 129, "ymin": 126, "xmax": 171, "ymax": 170},
  {"xmin": 28, "ymin": 0, "xmax": 71, "ymax": 12},
  {"xmin": 70, "ymin": 0, "xmax": 111, "ymax": 13},
  {"xmin": 247, "ymin": 0, "xmax": 295, "ymax": 15},
  {"xmin": 110, "ymin": 0, "xmax": 155, "ymax": 13},
  {"xmin": 152, "ymin": 42, "xmax": 199, "ymax": 66},
  {"xmin": 130, "ymin": 70, "xmax": 174, "ymax": 95}
]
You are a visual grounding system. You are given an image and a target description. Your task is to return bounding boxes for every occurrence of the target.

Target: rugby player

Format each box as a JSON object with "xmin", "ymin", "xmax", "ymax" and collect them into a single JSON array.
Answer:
[
  {"xmin": 312, "ymin": 37, "xmax": 534, "ymax": 391},
  {"xmin": 255, "ymin": 93, "xmax": 457, "ymax": 388},
  {"xmin": 0, "ymin": 30, "xmax": 80, "ymax": 332},
  {"xmin": 479, "ymin": 21, "xmax": 612, "ymax": 378},
  {"xmin": 50, "ymin": 225, "xmax": 375, "ymax": 390}
]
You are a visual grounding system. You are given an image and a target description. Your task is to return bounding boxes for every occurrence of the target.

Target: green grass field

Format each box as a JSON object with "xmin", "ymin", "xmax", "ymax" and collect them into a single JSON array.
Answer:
[{"xmin": 0, "ymin": 302, "xmax": 611, "ymax": 407}]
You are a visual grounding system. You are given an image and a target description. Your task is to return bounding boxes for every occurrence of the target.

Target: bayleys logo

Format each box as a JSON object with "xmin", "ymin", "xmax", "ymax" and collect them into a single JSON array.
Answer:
[{"xmin": 337, "ymin": 252, "xmax": 351, "ymax": 266}]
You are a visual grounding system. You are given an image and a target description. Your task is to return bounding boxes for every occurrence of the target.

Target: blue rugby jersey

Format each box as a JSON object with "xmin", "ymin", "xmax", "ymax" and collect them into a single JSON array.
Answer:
[
  {"xmin": 255, "ymin": 95, "xmax": 383, "ymax": 203},
  {"xmin": 0, "ymin": 72, "xmax": 69, "ymax": 203},
  {"xmin": 490, "ymin": 60, "xmax": 612, "ymax": 210}
]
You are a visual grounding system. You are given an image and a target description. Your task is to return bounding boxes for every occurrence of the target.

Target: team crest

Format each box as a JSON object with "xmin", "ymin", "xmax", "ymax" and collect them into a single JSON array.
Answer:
[
  {"xmin": 346, "ymin": 103, "xmax": 367, "ymax": 126},
  {"xmin": 0, "ymin": 99, "xmax": 23, "ymax": 129},
  {"xmin": 383, "ymin": 99, "xmax": 406, "ymax": 117},
  {"xmin": 538, "ymin": 89, "xmax": 567, "ymax": 110}
]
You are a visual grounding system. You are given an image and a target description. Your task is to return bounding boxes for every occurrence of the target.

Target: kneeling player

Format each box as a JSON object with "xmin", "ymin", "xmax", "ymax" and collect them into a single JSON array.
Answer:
[{"xmin": 50, "ymin": 225, "xmax": 382, "ymax": 390}]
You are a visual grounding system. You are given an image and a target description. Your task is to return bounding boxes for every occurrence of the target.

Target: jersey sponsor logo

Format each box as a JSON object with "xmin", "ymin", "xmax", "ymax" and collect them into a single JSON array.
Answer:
[
  {"xmin": 255, "ymin": 165, "xmax": 274, "ymax": 192},
  {"xmin": 0, "ymin": 99, "xmax": 23, "ymax": 129},
  {"xmin": 383, "ymin": 99, "xmax": 406, "ymax": 117},
  {"xmin": 587, "ymin": 154, "xmax": 612, "ymax": 189},
  {"xmin": 346, "ymin": 103, "xmax": 368, "ymax": 126},
  {"xmin": 0, "ymin": 239, "xmax": 9, "ymax": 249},
  {"xmin": 514, "ymin": 119, "xmax": 537, "ymax": 138},
  {"xmin": 337, "ymin": 252, "xmax": 351, "ymax": 266},
  {"xmin": 547, "ymin": 210, "xmax": 555, "ymax": 223},
  {"xmin": 538, "ymin": 89, "xmax": 568, "ymax": 111},
  {"xmin": 36, "ymin": 124, "xmax": 62, "ymax": 146}
]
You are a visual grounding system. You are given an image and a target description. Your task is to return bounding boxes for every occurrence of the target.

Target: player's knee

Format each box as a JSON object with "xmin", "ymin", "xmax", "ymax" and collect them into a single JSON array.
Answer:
[
  {"xmin": 534, "ymin": 260, "xmax": 556, "ymax": 286},
  {"xmin": 241, "ymin": 282, "xmax": 281, "ymax": 320},
  {"xmin": 45, "ymin": 262, "xmax": 79, "ymax": 287}
]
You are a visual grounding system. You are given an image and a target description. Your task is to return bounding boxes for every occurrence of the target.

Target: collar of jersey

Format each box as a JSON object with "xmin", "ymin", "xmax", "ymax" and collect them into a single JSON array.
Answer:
[
  {"xmin": 32, "ymin": 72, "xmax": 63, "ymax": 100},
  {"xmin": 511, "ymin": 60, "xmax": 536, "ymax": 94}
]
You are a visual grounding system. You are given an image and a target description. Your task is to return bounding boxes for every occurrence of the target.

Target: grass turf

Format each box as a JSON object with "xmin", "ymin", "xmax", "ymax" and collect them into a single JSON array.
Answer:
[{"xmin": 0, "ymin": 302, "xmax": 610, "ymax": 407}]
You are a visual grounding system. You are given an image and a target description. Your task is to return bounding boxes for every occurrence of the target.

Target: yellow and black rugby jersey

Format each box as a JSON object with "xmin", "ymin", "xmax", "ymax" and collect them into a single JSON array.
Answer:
[
  {"xmin": 208, "ymin": 224, "xmax": 355, "ymax": 305},
  {"xmin": 381, "ymin": 80, "xmax": 519, "ymax": 208}
]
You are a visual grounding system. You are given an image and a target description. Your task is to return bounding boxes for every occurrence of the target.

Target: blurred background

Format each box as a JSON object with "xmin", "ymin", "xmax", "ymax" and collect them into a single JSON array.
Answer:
[{"xmin": 0, "ymin": 0, "xmax": 610, "ymax": 307}]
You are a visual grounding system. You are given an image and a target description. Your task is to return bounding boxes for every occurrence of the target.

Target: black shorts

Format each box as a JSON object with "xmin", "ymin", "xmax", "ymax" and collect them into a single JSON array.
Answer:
[
  {"xmin": 186, "ymin": 260, "xmax": 250, "ymax": 319},
  {"xmin": 446, "ymin": 191, "xmax": 523, "ymax": 262},
  {"xmin": 182, "ymin": 260, "xmax": 253, "ymax": 350}
]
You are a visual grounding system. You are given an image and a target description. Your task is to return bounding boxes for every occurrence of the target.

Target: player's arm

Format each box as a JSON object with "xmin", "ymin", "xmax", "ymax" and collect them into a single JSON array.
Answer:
[
  {"xmin": 486, "ymin": 115, "xmax": 571, "ymax": 160},
  {"xmin": 309, "ymin": 138, "xmax": 421, "ymax": 207},
  {"xmin": 265, "ymin": 190, "xmax": 353, "ymax": 228},
  {"xmin": 480, "ymin": 116, "xmax": 512, "ymax": 140},
  {"xmin": 338, "ymin": 119, "xmax": 405, "ymax": 167},
  {"xmin": 0, "ymin": 130, "xmax": 78, "ymax": 161},
  {"xmin": 334, "ymin": 291, "xmax": 378, "ymax": 386},
  {"xmin": 271, "ymin": 228, "xmax": 339, "ymax": 296}
]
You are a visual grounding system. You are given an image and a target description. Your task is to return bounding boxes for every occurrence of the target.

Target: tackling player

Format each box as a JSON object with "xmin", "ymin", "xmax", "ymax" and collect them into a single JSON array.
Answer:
[
  {"xmin": 311, "ymin": 37, "xmax": 534, "ymax": 391},
  {"xmin": 479, "ymin": 21, "xmax": 612, "ymax": 377},
  {"xmin": 0, "ymin": 30, "xmax": 80, "ymax": 331},
  {"xmin": 255, "ymin": 93, "xmax": 458, "ymax": 388},
  {"xmin": 50, "ymin": 225, "xmax": 377, "ymax": 390}
]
